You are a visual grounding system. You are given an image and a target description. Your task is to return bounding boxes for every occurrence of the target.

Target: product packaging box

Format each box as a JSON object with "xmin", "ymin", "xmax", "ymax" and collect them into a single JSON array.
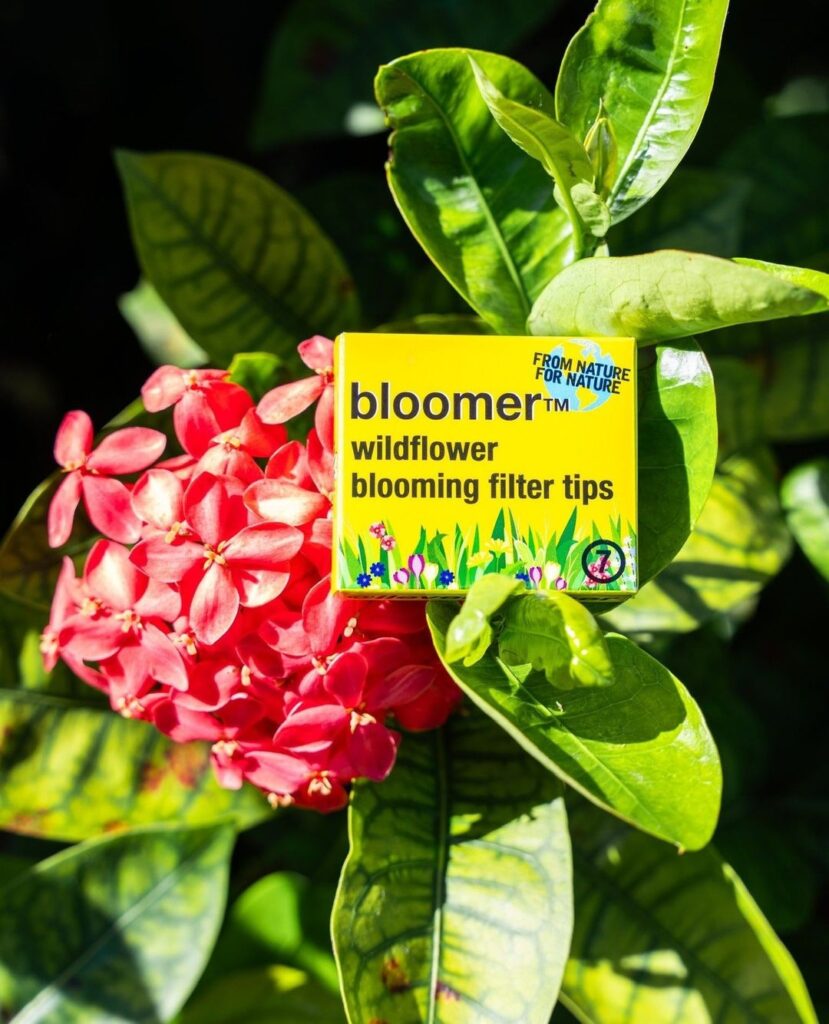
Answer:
[{"xmin": 332, "ymin": 333, "xmax": 637, "ymax": 600}]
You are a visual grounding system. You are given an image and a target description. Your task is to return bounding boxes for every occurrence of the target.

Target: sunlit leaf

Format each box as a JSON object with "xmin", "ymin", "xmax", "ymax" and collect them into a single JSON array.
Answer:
[
  {"xmin": 0, "ymin": 822, "xmax": 235, "ymax": 1022},
  {"xmin": 781, "ymin": 459, "xmax": 829, "ymax": 583},
  {"xmin": 332, "ymin": 710, "xmax": 573, "ymax": 1023},
  {"xmin": 119, "ymin": 278, "xmax": 207, "ymax": 368}
]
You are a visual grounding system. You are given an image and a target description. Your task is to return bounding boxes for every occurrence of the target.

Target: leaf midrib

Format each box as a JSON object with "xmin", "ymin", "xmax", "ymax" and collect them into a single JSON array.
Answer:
[
  {"xmin": 119, "ymin": 153, "xmax": 315, "ymax": 343},
  {"xmin": 390, "ymin": 66, "xmax": 531, "ymax": 318},
  {"xmin": 566, "ymin": 846, "xmax": 787, "ymax": 1024},
  {"xmin": 10, "ymin": 832, "xmax": 224, "ymax": 1024}
]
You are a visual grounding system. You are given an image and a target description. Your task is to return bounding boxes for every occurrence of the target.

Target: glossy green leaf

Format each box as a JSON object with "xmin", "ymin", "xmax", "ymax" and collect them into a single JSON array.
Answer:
[
  {"xmin": 734, "ymin": 257, "xmax": 829, "ymax": 300},
  {"xmin": 204, "ymin": 872, "xmax": 339, "ymax": 993},
  {"xmin": 637, "ymin": 340, "xmax": 718, "ymax": 585},
  {"xmin": 468, "ymin": 56, "xmax": 604, "ymax": 255},
  {"xmin": 528, "ymin": 251, "xmax": 827, "ymax": 342},
  {"xmin": 561, "ymin": 800, "xmax": 818, "ymax": 1024},
  {"xmin": 608, "ymin": 169, "xmax": 750, "ymax": 258},
  {"xmin": 498, "ymin": 592, "xmax": 613, "ymax": 689},
  {"xmin": 250, "ymin": 0, "xmax": 561, "ymax": 148},
  {"xmin": 332, "ymin": 710, "xmax": 573, "ymax": 1024},
  {"xmin": 427, "ymin": 602, "xmax": 721, "ymax": 850},
  {"xmin": 118, "ymin": 278, "xmax": 207, "ymax": 368},
  {"xmin": 0, "ymin": 822, "xmax": 235, "ymax": 1023},
  {"xmin": 556, "ymin": 0, "xmax": 729, "ymax": 223},
  {"xmin": 0, "ymin": 592, "xmax": 268, "ymax": 841},
  {"xmin": 227, "ymin": 351, "xmax": 283, "ymax": 402},
  {"xmin": 605, "ymin": 452, "xmax": 792, "ymax": 637},
  {"xmin": 781, "ymin": 459, "xmax": 829, "ymax": 583},
  {"xmin": 375, "ymin": 49, "xmax": 574, "ymax": 334},
  {"xmin": 181, "ymin": 966, "xmax": 345, "ymax": 1024},
  {"xmin": 115, "ymin": 150, "xmax": 359, "ymax": 366},
  {"xmin": 444, "ymin": 574, "xmax": 522, "ymax": 665}
]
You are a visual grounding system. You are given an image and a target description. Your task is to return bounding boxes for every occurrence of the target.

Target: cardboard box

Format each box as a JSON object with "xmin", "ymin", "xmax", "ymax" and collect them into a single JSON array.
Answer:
[{"xmin": 332, "ymin": 333, "xmax": 637, "ymax": 599}]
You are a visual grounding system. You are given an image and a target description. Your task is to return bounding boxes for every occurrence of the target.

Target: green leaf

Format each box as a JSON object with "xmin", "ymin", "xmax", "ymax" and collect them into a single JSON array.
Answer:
[
  {"xmin": 638, "ymin": 340, "xmax": 718, "ymax": 585},
  {"xmin": 498, "ymin": 592, "xmax": 613, "ymax": 689},
  {"xmin": 556, "ymin": 0, "xmax": 729, "ymax": 223},
  {"xmin": 332, "ymin": 710, "xmax": 573, "ymax": 1024},
  {"xmin": 250, "ymin": 0, "xmax": 562, "ymax": 148},
  {"xmin": 781, "ymin": 459, "xmax": 829, "ymax": 583},
  {"xmin": 227, "ymin": 351, "xmax": 283, "ymax": 402},
  {"xmin": 444, "ymin": 575, "xmax": 522, "ymax": 666},
  {"xmin": 115, "ymin": 150, "xmax": 359, "ymax": 366},
  {"xmin": 468, "ymin": 56, "xmax": 604, "ymax": 256},
  {"xmin": 608, "ymin": 169, "xmax": 750, "ymax": 258},
  {"xmin": 0, "ymin": 822, "xmax": 235, "ymax": 1023},
  {"xmin": 119, "ymin": 278, "xmax": 207, "ymax": 368},
  {"xmin": 528, "ymin": 250, "xmax": 828, "ymax": 342},
  {"xmin": 204, "ymin": 872, "xmax": 339, "ymax": 994},
  {"xmin": 375, "ymin": 49, "xmax": 575, "ymax": 334},
  {"xmin": 181, "ymin": 965, "xmax": 346, "ymax": 1024},
  {"xmin": 561, "ymin": 800, "xmax": 818, "ymax": 1024},
  {"xmin": 0, "ymin": 592, "xmax": 268, "ymax": 841},
  {"xmin": 427, "ymin": 603, "xmax": 721, "ymax": 850},
  {"xmin": 605, "ymin": 451, "xmax": 792, "ymax": 637}
]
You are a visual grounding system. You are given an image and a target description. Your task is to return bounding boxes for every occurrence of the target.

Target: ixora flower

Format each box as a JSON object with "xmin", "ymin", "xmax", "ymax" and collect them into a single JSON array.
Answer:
[{"xmin": 41, "ymin": 338, "xmax": 462, "ymax": 812}]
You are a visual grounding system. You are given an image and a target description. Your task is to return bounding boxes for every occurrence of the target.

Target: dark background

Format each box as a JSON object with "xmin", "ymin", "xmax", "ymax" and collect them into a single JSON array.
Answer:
[{"xmin": 1, "ymin": 0, "xmax": 828, "ymax": 1012}]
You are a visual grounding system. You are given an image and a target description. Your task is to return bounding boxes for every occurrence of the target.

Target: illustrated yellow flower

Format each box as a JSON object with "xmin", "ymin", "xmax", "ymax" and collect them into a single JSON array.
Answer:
[
  {"xmin": 467, "ymin": 550, "xmax": 492, "ymax": 568},
  {"xmin": 485, "ymin": 538, "xmax": 511, "ymax": 556}
]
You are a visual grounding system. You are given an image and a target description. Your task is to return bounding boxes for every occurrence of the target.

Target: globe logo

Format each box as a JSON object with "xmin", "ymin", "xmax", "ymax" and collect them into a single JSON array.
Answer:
[{"xmin": 544, "ymin": 339, "xmax": 617, "ymax": 413}]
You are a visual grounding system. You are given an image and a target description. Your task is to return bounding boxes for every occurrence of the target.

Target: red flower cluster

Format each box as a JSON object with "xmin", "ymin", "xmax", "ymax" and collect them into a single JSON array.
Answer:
[{"xmin": 41, "ymin": 337, "xmax": 461, "ymax": 811}]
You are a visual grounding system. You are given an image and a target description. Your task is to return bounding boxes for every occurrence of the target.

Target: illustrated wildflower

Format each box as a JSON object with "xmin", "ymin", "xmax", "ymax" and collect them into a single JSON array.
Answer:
[
  {"xmin": 555, "ymin": 577, "xmax": 567, "ymax": 590},
  {"xmin": 515, "ymin": 571, "xmax": 530, "ymax": 582},
  {"xmin": 543, "ymin": 561, "xmax": 561, "ymax": 586},
  {"xmin": 423, "ymin": 562, "xmax": 440, "ymax": 585},
  {"xmin": 356, "ymin": 572, "xmax": 372, "ymax": 588},
  {"xmin": 408, "ymin": 553, "xmax": 426, "ymax": 577},
  {"xmin": 528, "ymin": 566, "xmax": 542, "ymax": 584},
  {"xmin": 369, "ymin": 521, "xmax": 386, "ymax": 538},
  {"xmin": 467, "ymin": 550, "xmax": 492, "ymax": 568},
  {"xmin": 370, "ymin": 562, "xmax": 385, "ymax": 578},
  {"xmin": 438, "ymin": 569, "xmax": 455, "ymax": 587},
  {"xmin": 380, "ymin": 535, "xmax": 396, "ymax": 551},
  {"xmin": 392, "ymin": 568, "xmax": 410, "ymax": 585},
  {"xmin": 485, "ymin": 538, "xmax": 511, "ymax": 556}
]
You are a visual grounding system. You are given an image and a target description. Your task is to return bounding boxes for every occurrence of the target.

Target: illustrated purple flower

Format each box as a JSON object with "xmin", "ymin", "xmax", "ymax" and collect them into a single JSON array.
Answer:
[
  {"xmin": 392, "ymin": 568, "xmax": 410, "ymax": 584},
  {"xmin": 555, "ymin": 577, "xmax": 567, "ymax": 590},
  {"xmin": 528, "ymin": 566, "xmax": 542, "ymax": 584},
  {"xmin": 408, "ymin": 553, "xmax": 426, "ymax": 577}
]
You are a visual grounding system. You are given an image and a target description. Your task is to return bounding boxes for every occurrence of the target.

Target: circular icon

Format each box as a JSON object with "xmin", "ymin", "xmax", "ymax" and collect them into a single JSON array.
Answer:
[{"xmin": 582, "ymin": 539, "xmax": 626, "ymax": 584}]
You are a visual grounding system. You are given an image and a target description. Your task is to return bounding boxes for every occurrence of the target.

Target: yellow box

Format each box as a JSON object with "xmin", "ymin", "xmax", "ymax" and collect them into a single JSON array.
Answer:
[{"xmin": 332, "ymin": 333, "xmax": 637, "ymax": 600}]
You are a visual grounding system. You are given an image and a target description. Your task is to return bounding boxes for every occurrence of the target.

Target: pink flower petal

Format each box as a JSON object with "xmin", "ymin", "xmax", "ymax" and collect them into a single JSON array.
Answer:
[
  {"xmin": 297, "ymin": 335, "xmax": 334, "ymax": 372},
  {"xmin": 244, "ymin": 479, "xmax": 329, "ymax": 526},
  {"xmin": 224, "ymin": 522, "xmax": 304, "ymax": 565},
  {"xmin": 314, "ymin": 385, "xmax": 334, "ymax": 453},
  {"xmin": 346, "ymin": 720, "xmax": 399, "ymax": 781},
  {"xmin": 131, "ymin": 469, "xmax": 184, "ymax": 530},
  {"xmin": 130, "ymin": 535, "xmax": 203, "ymax": 582},
  {"xmin": 60, "ymin": 614, "xmax": 125, "ymax": 662},
  {"xmin": 174, "ymin": 391, "xmax": 223, "ymax": 458},
  {"xmin": 265, "ymin": 441, "xmax": 311, "ymax": 485},
  {"xmin": 198, "ymin": 446, "xmax": 264, "ymax": 486},
  {"xmin": 184, "ymin": 473, "xmax": 247, "ymax": 548},
  {"xmin": 85, "ymin": 539, "xmax": 144, "ymax": 610},
  {"xmin": 47, "ymin": 471, "xmax": 83, "ymax": 548},
  {"xmin": 275, "ymin": 703, "xmax": 346, "ymax": 753},
  {"xmin": 54, "ymin": 410, "xmax": 93, "ymax": 466},
  {"xmin": 134, "ymin": 578, "xmax": 181, "ymax": 622},
  {"xmin": 236, "ymin": 408, "xmax": 287, "ymax": 457},
  {"xmin": 81, "ymin": 476, "xmax": 142, "ymax": 544},
  {"xmin": 302, "ymin": 578, "xmax": 358, "ymax": 655},
  {"xmin": 234, "ymin": 565, "xmax": 291, "ymax": 608},
  {"xmin": 140, "ymin": 623, "xmax": 189, "ymax": 690},
  {"xmin": 87, "ymin": 427, "xmax": 167, "ymax": 474},
  {"xmin": 323, "ymin": 651, "xmax": 367, "ymax": 707},
  {"xmin": 142, "ymin": 366, "xmax": 188, "ymax": 411},
  {"xmin": 189, "ymin": 563, "xmax": 240, "ymax": 645},
  {"xmin": 242, "ymin": 750, "xmax": 314, "ymax": 793},
  {"xmin": 307, "ymin": 428, "xmax": 334, "ymax": 496},
  {"xmin": 257, "ymin": 376, "xmax": 324, "ymax": 424}
]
